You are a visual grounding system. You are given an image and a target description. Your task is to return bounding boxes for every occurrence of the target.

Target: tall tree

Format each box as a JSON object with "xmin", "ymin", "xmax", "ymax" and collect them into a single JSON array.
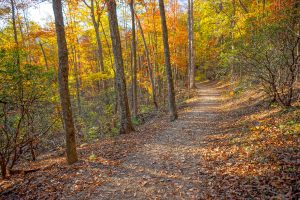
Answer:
[
  {"xmin": 83, "ymin": 0, "xmax": 105, "ymax": 89},
  {"xmin": 295, "ymin": 1, "xmax": 300, "ymax": 61},
  {"xmin": 10, "ymin": 0, "xmax": 19, "ymax": 64},
  {"xmin": 294, "ymin": 0, "xmax": 300, "ymax": 81},
  {"xmin": 129, "ymin": 0, "xmax": 138, "ymax": 117},
  {"xmin": 52, "ymin": 0, "xmax": 78, "ymax": 164},
  {"xmin": 230, "ymin": 0, "xmax": 236, "ymax": 78},
  {"xmin": 135, "ymin": 12, "xmax": 158, "ymax": 109},
  {"xmin": 106, "ymin": 0, "xmax": 134, "ymax": 134},
  {"xmin": 188, "ymin": 0, "xmax": 195, "ymax": 88},
  {"xmin": 37, "ymin": 39, "xmax": 49, "ymax": 70},
  {"xmin": 10, "ymin": 0, "xmax": 22, "ymax": 98},
  {"xmin": 158, "ymin": 0, "xmax": 178, "ymax": 121}
]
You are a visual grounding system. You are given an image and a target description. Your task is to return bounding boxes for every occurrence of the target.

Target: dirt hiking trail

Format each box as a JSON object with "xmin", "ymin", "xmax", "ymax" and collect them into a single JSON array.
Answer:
[
  {"xmin": 4, "ymin": 81, "xmax": 296, "ymax": 200},
  {"xmin": 91, "ymin": 81, "xmax": 224, "ymax": 199}
]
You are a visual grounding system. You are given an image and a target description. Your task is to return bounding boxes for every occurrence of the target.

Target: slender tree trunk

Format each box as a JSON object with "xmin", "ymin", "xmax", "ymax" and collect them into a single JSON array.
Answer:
[
  {"xmin": 149, "ymin": 2, "xmax": 161, "ymax": 102},
  {"xmin": 17, "ymin": 14, "xmax": 27, "ymax": 64},
  {"xmin": 190, "ymin": 44, "xmax": 194, "ymax": 86},
  {"xmin": 296, "ymin": 19, "xmax": 300, "ymax": 82},
  {"xmin": 295, "ymin": 0, "xmax": 300, "ymax": 81},
  {"xmin": 154, "ymin": 30, "xmax": 161, "ymax": 102},
  {"xmin": 129, "ymin": 0, "xmax": 138, "ymax": 117},
  {"xmin": 39, "ymin": 41, "xmax": 49, "ymax": 70},
  {"xmin": 106, "ymin": 0, "xmax": 134, "ymax": 134},
  {"xmin": 53, "ymin": 0, "xmax": 78, "ymax": 164},
  {"xmin": 1, "ymin": 157, "xmax": 7, "ymax": 179},
  {"xmin": 171, "ymin": 0, "xmax": 177, "ymax": 88},
  {"xmin": 100, "ymin": 20, "xmax": 114, "ymax": 68},
  {"xmin": 152, "ymin": 10, "xmax": 161, "ymax": 102},
  {"xmin": 75, "ymin": 55, "xmax": 82, "ymax": 116},
  {"xmin": 188, "ymin": 0, "xmax": 196, "ymax": 88},
  {"xmin": 11, "ymin": 0, "xmax": 19, "ymax": 50},
  {"xmin": 230, "ymin": 0, "xmax": 236, "ymax": 80},
  {"xmin": 123, "ymin": 5, "xmax": 130, "ymax": 73},
  {"xmin": 72, "ymin": 46, "xmax": 82, "ymax": 116},
  {"xmin": 188, "ymin": 0, "xmax": 191, "ymax": 86},
  {"xmin": 137, "ymin": 54, "xmax": 143, "ymax": 105},
  {"xmin": 84, "ymin": 0, "xmax": 105, "ymax": 89},
  {"xmin": 10, "ymin": 0, "xmax": 22, "ymax": 100},
  {"xmin": 94, "ymin": 26, "xmax": 105, "ymax": 74},
  {"xmin": 135, "ymin": 12, "xmax": 158, "ymax": 109},
  {"xmin": 94, "ymin": 23, "xmax": 105, "ymax": 89},
  {"xmin": 21, "ymin": 9, "xmax": 32, "ymax": 64},
  {"xmin": 158, "ymin": 0, "xmax": 178, "ymax": 121},
  {"xmin": 76, "ymin": 38, "xmax": 82, "ymax": 111}
]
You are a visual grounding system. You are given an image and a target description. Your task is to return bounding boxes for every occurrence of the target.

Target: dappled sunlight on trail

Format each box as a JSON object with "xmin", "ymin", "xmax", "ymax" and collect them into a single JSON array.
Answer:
[
  {"xmin": 1, "ymin": 82, "xmax": 299, "ymax": 199},
  {"xmin": 88, "ymin": 81, "xmax": 299, "ymax": 199}
]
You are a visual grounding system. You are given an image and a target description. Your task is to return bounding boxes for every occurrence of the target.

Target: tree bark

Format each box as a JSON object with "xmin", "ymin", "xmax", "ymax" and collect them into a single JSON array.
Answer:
[
  {"xmin": 135, "ymin": 12, "xmax": 158, "ymax": 109},
  {"xmin": 100, "ymin": 20, "xmax": 114, "ymax": 68},
  {"xmin": 53, "ymin": 0, "xmax": 78, "ymax": 164},
  {"xmin": 153, "ymin": 16, "xmax": 161, "ymax": 102},
  {"xmin": 83, "ymin": 0, "xmax": 105, "ymax": 89},
  {"xmin": 10, "ymin": 0, "xmax": 22, "ymax": 99},
  {"xmin": 71, "ymin": 45, "xmax": 82, "ymax": 116},
  {"xmin": 188, "ymin": 0, "xmax": 196, "ymax": 88},
  {"xmin": 39, "ymin": 41, "xmax": 49, "ymax": 70},
  {"xmin": 158, "ymin": 0, "xmax": 178, "ymax": 121},
  {"xmin": 238, "ymin": 0, "xmax": 248, "ymax": 13},
  {"xmin": 230, "ymin": 0, "xmax": 236, "ymax": 80},
  {"xmin": 295, "ymin": 1, "xmax": 300, "ymax": 81},
  {"xmin": 129, "ymin": 0, "xmax": 138, "ymax": 117},
  {"xmin": 11, "ymin": 0, "xmax": 19, "ymax": 53},
  {"xmin": 106, "ymin": 0, "xmax": 134, "ymax": 134},
  {"xmin": 0, "ymin": 155, "xmax": 7, "ymax": 179}
]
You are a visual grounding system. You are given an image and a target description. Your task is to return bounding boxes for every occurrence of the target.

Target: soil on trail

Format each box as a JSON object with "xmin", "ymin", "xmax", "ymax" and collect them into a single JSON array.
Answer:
[{"xmin": 90, "ymin": 82, "xmax": 224, "ymax": 199}]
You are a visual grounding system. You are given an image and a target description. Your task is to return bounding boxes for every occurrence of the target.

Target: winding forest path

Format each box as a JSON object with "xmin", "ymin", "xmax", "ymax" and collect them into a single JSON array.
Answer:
[
  {"xmin": 92, "ymin": 82, "xmax": 223, "ymax": 199},
  {"xmin": 3, "ymin": 81, "xmax": 298, "ymax": 199}
]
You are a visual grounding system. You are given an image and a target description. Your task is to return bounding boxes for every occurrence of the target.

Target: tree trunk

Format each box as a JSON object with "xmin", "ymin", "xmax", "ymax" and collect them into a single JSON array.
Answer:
[
  {"xmin": 53, "ymin": 0, "xmax": 78, "ymax": 164},
  {"xmin": 11, "ymin": 0, "xmax": 19, "ymax": 55},
  {"xmin": 123, "ymin": 5, "xmax": 130, "ymax": 73},
  {"xmin": 106, "ymin": 0, "xmax": 134, "ymax": 134},
  {"xmin": 129, "ymin": 0, "xmax": 138, "ymax": 117},
  {"xmin": 230, "ymin": 0, "xmax": 236, "ymax": 80},
  {"xmin": 0, "ymin": 158, "xmax": 7, "ymax": 179},
  {"xmin": 72, "ymin": 45, "xmax": 82, "ymax": 116},
  {"xmin": 94, "ymin": 26, "xmax": 105, "ymax": 74},
  {"xmin": 10, "ymin": 0, "xmax": 22, "ymax": 100},
  {"xmin": 154, "ymin": 30, "xmax": 161, "ymax": 102},
  {"xmin": 20, "ymin": 9, "xmax": 32, "ymax": 64},
  {"xmin": 188, "ymin": 0, "xmax": 196, "ymax": 88},
  {"xmin": 39, "ymin": 41, "xmax": 49, "ymax": 70},
  {"xmin": 84, "ymin": 0, "xmax": 105, "ymax": 89},
  {"xmin": 100, "ymin": 20, "xmax": 114, "ymax": 68},
  {"xmin": 135, "ymin": 12, "xmax": 158, "ymax": 109},
  {"xmin": 172, "ymin": 0, "xmax": 178, "ymax": 89},
  {"xmin": 295, "ymin": 0, "xmax": 300, "ymax": 81},
  {"xmin": 158, "ymin": 0, "xmax": 178, "ymax": 121},
  {"xmin": 94, "ymin": 23, "xmax": 105, "ymax": 90}
]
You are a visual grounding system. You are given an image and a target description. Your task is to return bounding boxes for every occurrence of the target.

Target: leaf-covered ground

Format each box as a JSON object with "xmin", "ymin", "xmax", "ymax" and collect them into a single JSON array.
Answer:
[{"xmin": 1, "ymin": 81, "xmax": 299, "ymax": 199}]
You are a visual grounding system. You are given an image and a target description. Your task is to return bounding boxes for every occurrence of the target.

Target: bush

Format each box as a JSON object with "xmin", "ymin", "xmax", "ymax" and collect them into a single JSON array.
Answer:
[
  {"xmin": 235, "ymin": 12, "xmax": 299, "ymax": 106},
  {"xmin": 0, "ymin": 50, "xmax": 55, "ymax": 178}
]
